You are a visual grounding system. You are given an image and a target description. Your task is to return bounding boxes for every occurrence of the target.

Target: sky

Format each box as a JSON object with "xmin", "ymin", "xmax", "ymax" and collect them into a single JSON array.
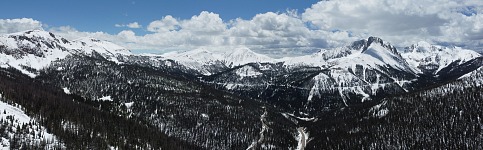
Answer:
[{"xmin": 0, "ymin": 0, "xmax": 482, "ymax": 57}]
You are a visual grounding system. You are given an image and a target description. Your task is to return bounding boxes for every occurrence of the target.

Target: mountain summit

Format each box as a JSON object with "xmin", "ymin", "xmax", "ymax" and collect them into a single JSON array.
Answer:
[
  {"xmin": 0, "ymin": 30, "xmax": 131, "ymax": 77},
  {"xmin": 402, "ymin": 41, "xmax": 481, "ymax": 74}
]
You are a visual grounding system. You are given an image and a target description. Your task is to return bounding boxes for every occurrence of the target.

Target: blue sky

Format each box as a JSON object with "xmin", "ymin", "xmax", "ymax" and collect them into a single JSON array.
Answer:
[
  {"xmin": 0, "ymin": 0, "xmax": 318, "ymax": 35},
  {"xmin": 0, "ymin": 0, "xmax": 482, "ymax": 56}
]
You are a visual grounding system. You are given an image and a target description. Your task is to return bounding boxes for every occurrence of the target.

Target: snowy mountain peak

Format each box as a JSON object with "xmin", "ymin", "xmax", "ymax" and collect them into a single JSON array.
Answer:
[
  {"xmin": 7, "ymin": 30, "xmax": 50, "ymax": 39},
  {"xmin": 0, "ymin": 30, "xmax": 132, "ymax": 77},
  {"xmin": 404, "ymin": 41, "xmax": 441, "ymax": 53},
  {"xmin": 402, "ymin": 42, "xmax": 481, "ymax": 74},
  {"xmin": 367, "ymin": 36, "xmax": 384, "ymax": 45},
  {"xmin": 2, "ymin": 30, "xmax": 69, "ymax": 51},
  {"xmin": 224, "ymin": 47, "xmax": 273, "ymax": 66},
  {"xmin": 348, "ymin": 37, "xmax": 387, "ymax": 51},
  {"xmin": 0, "ymin": 30, "xmax": 72, "ymax": 77},
  {"xmin": 363, "ymin": 37, "xmax": 398, "ymax": 54},
  {"xmin": 326, "ymin": 36, "xmax": 417, "ymax": 75}
]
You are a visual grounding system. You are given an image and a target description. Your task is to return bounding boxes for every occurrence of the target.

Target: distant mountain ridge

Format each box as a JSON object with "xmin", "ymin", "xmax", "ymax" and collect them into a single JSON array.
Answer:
[
  {"xmin": 1, "ymin": 30, "xmax": 481, "ymax": 111},
  {"xmin": 0, "ymin": 30, "xmax": 480, "ymax": 79},
  {"xmin": 0, "ymin": 30, "xmax": 132, "ymax": 77}
]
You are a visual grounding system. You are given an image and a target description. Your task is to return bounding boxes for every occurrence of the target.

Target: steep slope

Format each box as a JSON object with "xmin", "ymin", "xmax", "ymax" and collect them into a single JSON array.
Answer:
[
  {"xmin": 333, "ymin": 37, "xmax": 414, "ymax": 73},
  {"xmin": 0, "ymin": 30, "xmax": 72, "ymax": 77},
  {"xmin": 0, "ymin": 95, "xmax": 64, "ymax": 149}
]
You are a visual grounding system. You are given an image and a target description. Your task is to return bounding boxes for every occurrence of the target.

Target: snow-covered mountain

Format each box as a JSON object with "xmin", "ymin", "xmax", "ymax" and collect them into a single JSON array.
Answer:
[
  {"xmin": 223, "ymin": 47, "xmax": 274, "ymax": 67},
  {"xmin": 162, "ymin": 47, "xmax": 274, "ymax": 75},
  {"xmin": 402, "ymin": 41, "xmax": 481, "ymax": 74},
  {"xmin": 0, "ymin": 30, "xmax": 132, "ymax": 77},
  {"xmin": 0, "ymin": 30, "xmax": 481, "ymax": 114},
  {"xmin": 201, "ymin": 37, "xmax": 482, "ymax": 116}
]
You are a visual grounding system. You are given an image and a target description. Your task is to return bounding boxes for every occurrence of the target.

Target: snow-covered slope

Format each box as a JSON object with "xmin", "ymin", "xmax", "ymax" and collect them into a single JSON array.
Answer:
[
  {"xmin": 329, "ymin": 37, "xmax": 415, "ymax": 73},
  {"xmin": 235, "ymin": 65, "xmax": 263, "ymax": 78},
  {"xmin": 163, "ymin": 47, "xmax": 274, "ymax": 75},
  {"xmin": 163, "ymin": 48, "xmax": 223, "ymax": 64},
  {"xmin": 280, "ymin": 50, "xmax": 328, "ymax": 67},
  {"xmin": 0, "ymin": 94, "xmax": 63, "ymax": 149},
  {"xmin": 67, "ymin": 37, "xmax": 132, "ymax": 63},
  {"xmin": 281, "ymin": 37, "xmax": 415, "ymax": 74},
  {"xmin": 304, "ymin": 37, "xmax": 417, "ymax": 103},
  {"xmin": 402, "ymin": 41, "xmax": 481, "ymax": 74},
  {"xmin": 0, "ymin": 30, "xmax": 132, "ymax": 77},
  {"xmin": 161, "ymin": 48, "xmax": 224, "ymax": 75},
  {"xmin": 0, "ymin": 30, "xmax": 72, "ymax": 77},
  {"xmin": 223, "ymin": 47, "xmax": 274, "ymax": 66},
  {"xmin": 69, "ymin": 37, "xmax": 131, "ymax": 55}
]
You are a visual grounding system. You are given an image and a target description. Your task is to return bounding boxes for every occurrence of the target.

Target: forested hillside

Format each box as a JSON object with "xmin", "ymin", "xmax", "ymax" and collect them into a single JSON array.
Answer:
[
  {"xmin": 304, "ymin": 67, "xmax": 483, "ymax": 149},
  {"xmin": 0, "ymin": 68, "xmax": 197, "ymax": 149}
]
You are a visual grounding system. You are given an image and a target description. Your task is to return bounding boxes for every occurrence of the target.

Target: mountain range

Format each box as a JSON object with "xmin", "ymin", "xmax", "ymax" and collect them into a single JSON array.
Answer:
[{"xmin": 0, "ymin": 30, "xmax": 481, "ymax": 149}]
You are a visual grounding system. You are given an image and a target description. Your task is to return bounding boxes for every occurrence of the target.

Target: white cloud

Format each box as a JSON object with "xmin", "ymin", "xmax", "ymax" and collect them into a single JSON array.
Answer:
[
  {"xmin": 118, "ymin": 30, "xmax": 137, "ymax": 41},
  {"xmin": 147, "ymin": 15, "xmax": 179, "ymax": 32},
  {"xmin": 115, "ymin": 22, "xmax": 141, "ymax": 29},
  {"xmin": 180, "ymin": 11, "xmax": 226, "ymax": 34},
  {"xmin": 227, "ymin": 12, "xmax": 338, "ymax": 55},
  {"xmin": 302, "ymin": 0, "xmax": 483, "ymax": 48},
  {"xmin": 0, "ymin": 18, "xmax": 43, "ymax": 34}
]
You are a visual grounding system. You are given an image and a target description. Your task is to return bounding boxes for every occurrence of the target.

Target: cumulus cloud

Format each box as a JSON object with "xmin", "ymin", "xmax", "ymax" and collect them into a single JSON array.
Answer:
[
  {"xmin": 0, "ymin": 18, "xmax": 43, "ymax": 34},
  {"xmin": 180, "ymin": 11, "xmax": 226, "ymax": 34},
  {"xmin": 227, "ymin": 12, "xmax": 342, "ymax": 55},
  {"xmin": 115, "ymin": 22, "xmax": 141, "ymax": 28},
  {"xmin": 147, "ymin": 15, "xmax": 179, "ymax": 32},
  {"xmin": 302, "ymin": 0, "xmax": 483, "ymax": 48},
  {"xmin": 147, "ymin": 11, "xmax": 226, "ymax": 35}
]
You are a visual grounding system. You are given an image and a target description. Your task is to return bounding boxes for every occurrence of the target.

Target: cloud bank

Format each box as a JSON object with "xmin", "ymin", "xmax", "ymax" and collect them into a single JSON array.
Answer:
[
  {"xmin": 1, "ymin": 0, "xmax": 482, "ymax": 56},
  {"xmin": 0, "ymin": 18, "xmax": 43, "ymax": 34}
]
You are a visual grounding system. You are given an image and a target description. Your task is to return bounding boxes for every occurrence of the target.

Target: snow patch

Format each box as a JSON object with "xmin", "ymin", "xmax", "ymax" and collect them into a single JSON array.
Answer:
[
  {"xmin": 295, "ymin": 127, "xmax": 309, "ymax": 150},
  {"xmin": 0, "ymin": 102, "xmax": 31, "ymax": 124},
  {"xmin": 124, "ymin": 102, "xmax": 134, "ymax": 109},
  {"xmin": 201, "ymin": 113, "xmax": 209, "ymax": 118},
  {"xmin": 99, "ymin": 96, "xmax": 113, "ymax": 101},
  {"xmin": 235, "ymin": 65, "xmax": 262, "ymax": 78},
  {"xmin": 369, "ymin": 101, "xmax": 389, "ymax": 118},
  {"xmin": 62, "ymin": 87, "xmax": 71, "ymax": 94},
  {"xmin": 282, "ymin": 113, "xmax": 318, "ymax": 122}
]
